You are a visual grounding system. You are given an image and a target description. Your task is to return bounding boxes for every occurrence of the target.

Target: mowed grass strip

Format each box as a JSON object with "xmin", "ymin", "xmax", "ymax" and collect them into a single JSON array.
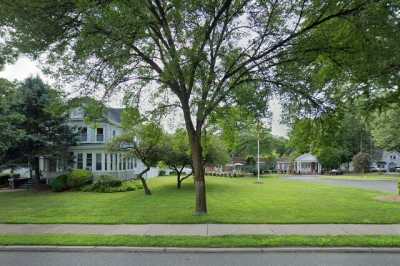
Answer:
[
  {"xmin": 1, "ymin": 234, "xmax": 400, "ymax": 248},
  {"xmin": 0, "ymin": 176, "xmax": 399, "ymax": 224}
]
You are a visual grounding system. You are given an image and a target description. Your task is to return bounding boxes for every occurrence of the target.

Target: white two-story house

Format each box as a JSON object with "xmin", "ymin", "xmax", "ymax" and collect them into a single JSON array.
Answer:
[{"xmin": 39, "ymin": 107, "xmax": 159, "ymax": 180}]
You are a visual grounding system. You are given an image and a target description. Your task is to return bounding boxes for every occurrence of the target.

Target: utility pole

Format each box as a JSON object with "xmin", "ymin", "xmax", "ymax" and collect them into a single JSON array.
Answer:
[
  {"xmin": 257, "ymin": 133, "xmax": 260, "ymax": 183},
  {"xmin": 256, "ymin": 120, "xmax": 262, "ymax": 184}
]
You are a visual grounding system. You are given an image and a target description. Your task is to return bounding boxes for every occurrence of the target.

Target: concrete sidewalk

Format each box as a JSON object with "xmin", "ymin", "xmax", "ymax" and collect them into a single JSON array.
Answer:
[{"xmin": 1, "ymin": 224, "xmax": 400, "ymax": 236}]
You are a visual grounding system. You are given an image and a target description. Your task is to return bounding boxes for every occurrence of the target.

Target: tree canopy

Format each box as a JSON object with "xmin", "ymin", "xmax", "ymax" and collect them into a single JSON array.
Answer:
[
  {"xmin": 288, "ymin": 109, "xmax": 374, "ymax": 170},
  {"xmin": 0, "ymin": 77, "xmax": 76, "ymax": 182},
  {"xmin": 108, "ymin": 107, "xmax": 166, "ymax": 195},
  {"xmin": 370, "ymin": 104, "xmax": 400, "ymax": 152}
]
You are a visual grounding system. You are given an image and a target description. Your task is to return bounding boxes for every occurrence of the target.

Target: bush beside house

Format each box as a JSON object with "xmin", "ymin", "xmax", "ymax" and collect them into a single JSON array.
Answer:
[
  {"xmin": 50, "ymin": 170, "xmax": 92, "ymax": 192},
  {"xmin": 50, "ymin": 171, "xmax": 142, "ymax": 193}
]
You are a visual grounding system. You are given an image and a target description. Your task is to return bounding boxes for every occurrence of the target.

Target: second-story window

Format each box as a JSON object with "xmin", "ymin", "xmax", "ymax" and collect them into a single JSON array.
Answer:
[
  {"xmin": 96, "ymin": 128, "xmax": 104, "ymax": 142},
  {"xmin": 79, "ymin": 127, "xmax": 87, "ymax": 142}
]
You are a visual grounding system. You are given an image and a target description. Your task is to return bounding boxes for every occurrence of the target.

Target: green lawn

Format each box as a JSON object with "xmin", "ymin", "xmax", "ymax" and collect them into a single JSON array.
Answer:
[
  {"xmin": 1, "ymin": 234, "xmax": 400, "ymax": 247},
  {"xmin": 0, "ymin": 176, "xmax": 399, "ymax": 224}
]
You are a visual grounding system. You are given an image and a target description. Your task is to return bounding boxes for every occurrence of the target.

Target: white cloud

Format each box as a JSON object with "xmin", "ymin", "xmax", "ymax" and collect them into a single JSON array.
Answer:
[{"xmin": 0, "ymin": 56, "xmax": 49, "ymax": 82}]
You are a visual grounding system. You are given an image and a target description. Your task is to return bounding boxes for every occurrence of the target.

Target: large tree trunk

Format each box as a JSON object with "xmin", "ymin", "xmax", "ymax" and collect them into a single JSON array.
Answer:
[
  {"xmin": 181, "ymin": 100, "xmax": 207, "ymax": 214},
  {"xmin": 177, "ymin": 171, "xmax": 182, "ymax": 189},
  {"xmin": 137, "ymin": 167, "xmax": 151, "ymax": 195},
  {"xmin": 191, "ymin": 133, "xmax": 207, "ymax": 215}
]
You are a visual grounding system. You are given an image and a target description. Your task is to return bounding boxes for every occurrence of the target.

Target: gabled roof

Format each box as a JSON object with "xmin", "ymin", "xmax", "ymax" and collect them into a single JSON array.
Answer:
[
  {"xmin": 69, "ymin": 106, "xmax": 123, "ymax": 125},
  {"xmin": 295, "ymin": 153, "xmax": 318, "ymax": 162},
  {"xmin": 106, "ymin": 108, "xmax": 123, "ymax": 124}
]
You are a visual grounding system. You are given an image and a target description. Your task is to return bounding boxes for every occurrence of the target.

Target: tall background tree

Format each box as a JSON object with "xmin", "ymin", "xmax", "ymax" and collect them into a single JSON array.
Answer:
[
  {"xmin": 0, "ymin": 78, "xmax": 26, "ymax": 165},
  {"xmin": 288, "ymin": 109, "xmax": 374, "ymax": 170},
  {"xmin": 1, "ymin": 77, "xmax": 76, "ymax": 183},
  {"xmin": 370, "ymin": 104, "xmax": 400, "ymax": 152},
  {"xmin": 1, "ymin": 0, "xmax": 398, "ymax": 213}
]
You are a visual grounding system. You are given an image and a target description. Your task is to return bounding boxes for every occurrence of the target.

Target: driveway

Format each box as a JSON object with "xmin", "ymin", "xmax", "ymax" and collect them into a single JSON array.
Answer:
[{"xmin": 283, "ymin": 175, "xmax": 398, "ymax": 194}]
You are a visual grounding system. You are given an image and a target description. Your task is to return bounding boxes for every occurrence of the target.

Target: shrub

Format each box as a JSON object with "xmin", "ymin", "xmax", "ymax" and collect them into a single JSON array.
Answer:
[
  {"xmin": 95, "ymin": 175, "xmax": 122, "ymax": 187},
  {"xmin": 81, "ymin": 175, "xmax": 126, "ymax": 193},
  {"xmin": 66, "ymin": 169, "xmax": 93, "ymax": 188},
  {"xmin": 0, "ymin": 175, "xmax": 9, "ymax": 186},
  {"xmin": 50, "ymin": 175, "xmax": 69, "ymax": 192},
  {"xmin": 81, "ymin": 179, "xmax": 142, "ymax": 193},
  {"xmin": 352, "ymin": 152, "xmax": 370, "ymax": 173},
  {"xmin": 159, "ymin": 170, "xmax": 166, "ymax": 176}
]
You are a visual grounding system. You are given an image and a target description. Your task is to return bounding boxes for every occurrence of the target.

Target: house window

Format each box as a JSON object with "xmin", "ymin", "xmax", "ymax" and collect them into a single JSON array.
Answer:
[
  {"xmin": 96, "ymin": 128, "xmax": 104, "ymax": 142},
  {"xmin": 119, "ymin": 154, "xmax": 122, "ymax": 170},
  {"xmin": 79, "ymin": 127, "xmax": 87, "ymax": 142},
  {"xmin": 123, "ymin": 157, "xmax": 126, "ymax": 170},
  {"xmin": 134, "ymin": 157, "xmax": 137, "ymax": 168},
  {"xmin": 86, "ymin": 153, "xmax": 92, "ymax": 171},
  {"xmin": 104, "ymin": 154, "xmax": 108, "ymax": 171},
  {"xmin": 110, "ymin": 154, "xmax": 113, "ymax": 170},
  {"xmin": 77, "ymin": 153, "xmax": 83, "ymax": 169},
  {"xmin": 96, "ymin": 153, "xmax": 102, "ymax": 171},
  {"xmin": 113, "ymin": 130, "xmax": 116, "ymax": 137}
]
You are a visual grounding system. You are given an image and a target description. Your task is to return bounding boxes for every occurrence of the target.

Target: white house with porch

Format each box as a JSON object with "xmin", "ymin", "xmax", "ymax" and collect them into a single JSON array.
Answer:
[
  {"xmin": 294, "ymin": 153, "xmax": 322, "ymax": 174},
  {"xmin": 39, "ymin": 107, "xmax": 159, "ymax": 180}
]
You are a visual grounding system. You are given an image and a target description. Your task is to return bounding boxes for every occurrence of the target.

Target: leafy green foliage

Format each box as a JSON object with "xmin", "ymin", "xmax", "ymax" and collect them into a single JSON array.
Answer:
[
  {"xmin": 66, "ymin": 169, "xmax": 93, "ymax": 188},
  {"xmin": 50, "ymin": 170, "xmax": 93, "ymax": 192},
  {"xmin": 370, "ymin": 105, "xmax": 400, "ymax": 152},
  {"xmin": 50, "ymin": 175, "xmax": 69, "ymax": 192},
  {"xmin": 203, "ymin": 135, "xmax": 230, "ymax": 166},
  {"xmin": 109, "ymin": 108, "xmax": 167, "ymax": 194},
  {"xmin": 1, "ymin": 77, "xmax": 76, "ymax": 181},
  {"xmin": 80, "ymin": 176, "xmax": 140, "ymax": 193},
  {"xmin": 288, "ymin": 110, "xmax": 374, "ymax": 169},
  {"xmin": 0, "ymin": 79, "xmax": 25, "ymax": 161}
]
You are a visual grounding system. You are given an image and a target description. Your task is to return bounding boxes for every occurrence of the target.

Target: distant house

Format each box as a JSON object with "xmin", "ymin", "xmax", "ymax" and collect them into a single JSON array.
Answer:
[
  {"xmin": 276, "ymin": 157, "xmax": 291, "ymax": 174},
  {"xmin": 294, "ymin": 153, "xmax": 321, "ymax": 174},
  {"xmin": 370, "ymin": 150, "xmax": 400, "ymax": 172},
  {"xmin": 39, "ymin": 107, "xmax": 159, "ymax": 180}
]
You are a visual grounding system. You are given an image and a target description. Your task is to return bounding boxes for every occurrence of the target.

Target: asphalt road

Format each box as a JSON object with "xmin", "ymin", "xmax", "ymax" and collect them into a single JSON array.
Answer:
[
  {"xmin": 283, "ymin": 175, "xmax": 398, "ymax": 193},
  {"xmin": 1, "ymin": 251, "xmax": 400, "ymax": 266}
]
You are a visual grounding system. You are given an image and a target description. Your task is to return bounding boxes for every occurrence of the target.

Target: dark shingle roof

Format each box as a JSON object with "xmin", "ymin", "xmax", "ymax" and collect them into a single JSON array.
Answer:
[{"xmin": 106, "ymin": 108, "xmax": 123, "ymax": 123}]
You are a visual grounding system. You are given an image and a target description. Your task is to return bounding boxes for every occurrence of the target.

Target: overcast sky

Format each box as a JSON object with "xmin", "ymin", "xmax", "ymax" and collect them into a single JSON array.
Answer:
[{"xmin": 0, "ymin": 56, "xmax": 288, "ymax": 137}]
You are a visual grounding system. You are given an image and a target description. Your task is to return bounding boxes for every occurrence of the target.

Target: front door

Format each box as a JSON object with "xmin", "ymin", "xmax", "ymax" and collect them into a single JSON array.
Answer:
[{"xmin": 311, "ymin": 162, "xmax": 316, "ymax": 174}]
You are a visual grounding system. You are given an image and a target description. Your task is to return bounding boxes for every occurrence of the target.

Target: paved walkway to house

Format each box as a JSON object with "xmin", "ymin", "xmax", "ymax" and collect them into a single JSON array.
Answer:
[
  {"xmin": 1, "ymin": 224, "xmax": 400, "ymax": 236},
  {"xmin": 282, "ymin": 175, "xmax": 398, "ymax": 193}
]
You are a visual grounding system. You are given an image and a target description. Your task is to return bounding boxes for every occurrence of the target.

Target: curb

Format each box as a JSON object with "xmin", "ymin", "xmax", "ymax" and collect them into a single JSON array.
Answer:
[{"xmin": 1, "ymin": 246, "xmax": 400, "ymax": 253}]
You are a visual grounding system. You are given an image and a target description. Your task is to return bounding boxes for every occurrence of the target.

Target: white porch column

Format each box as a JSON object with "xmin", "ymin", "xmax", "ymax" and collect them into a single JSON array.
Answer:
[
  {"xmin": 39, "ymin": 156, "xmax": 45, "ymax": 172},
  {"xmin": 116, "ymin": 153, "xmax": 120, "ymax": 171},
  {"xmin": 83, "ymin": 153, "xmax": 87, "ymax": 170}
]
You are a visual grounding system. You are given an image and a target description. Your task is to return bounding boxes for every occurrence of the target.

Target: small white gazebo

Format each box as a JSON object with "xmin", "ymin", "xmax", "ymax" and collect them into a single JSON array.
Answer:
[{"xmin": 294, "ymin": 153, "xmax": 321, "ymax": 174}]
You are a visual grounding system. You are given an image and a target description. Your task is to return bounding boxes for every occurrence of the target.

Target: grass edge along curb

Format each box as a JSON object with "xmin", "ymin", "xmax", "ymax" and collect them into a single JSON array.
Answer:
[{"xmin": 1, "ymin": 235, "xmax": 400, "ymax": 248}]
